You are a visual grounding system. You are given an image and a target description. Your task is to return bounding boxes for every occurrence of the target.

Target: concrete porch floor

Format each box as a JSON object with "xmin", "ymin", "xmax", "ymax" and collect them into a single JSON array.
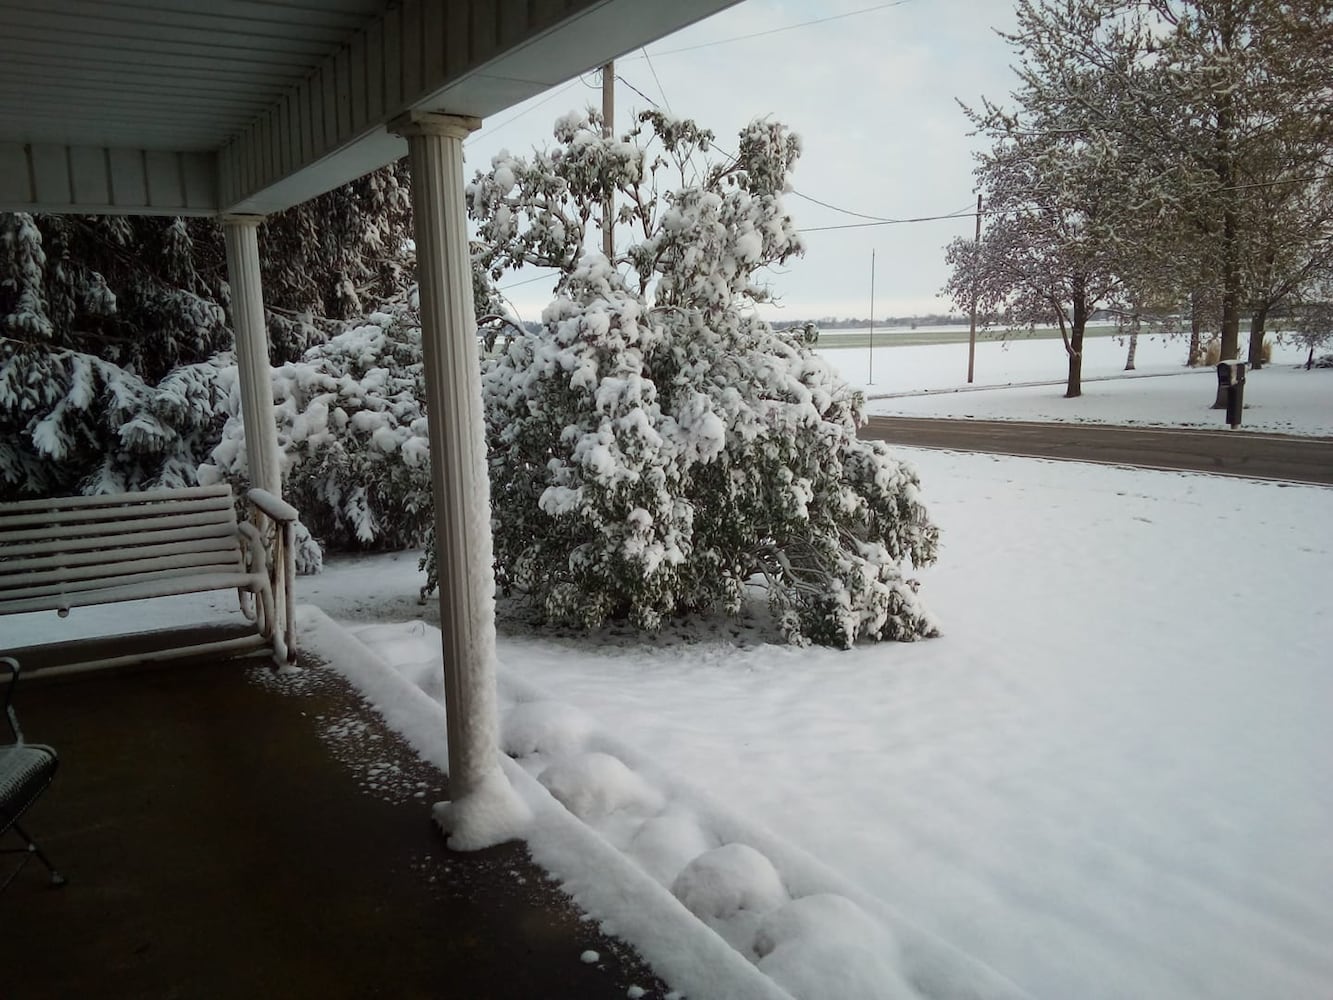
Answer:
[{"xmin": 2, "ymin": 648, "xmax": 664, "ymax": 999}]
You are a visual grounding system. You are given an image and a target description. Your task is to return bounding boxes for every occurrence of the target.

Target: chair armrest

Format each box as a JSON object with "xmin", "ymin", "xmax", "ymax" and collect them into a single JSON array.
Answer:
[
  {"xmin": 246, "ymin": 488, "xmax": 298, "ymax": 524},
  {"xmin": 2, "ymin": 656, "xmax": 21, "ymax": 743}
]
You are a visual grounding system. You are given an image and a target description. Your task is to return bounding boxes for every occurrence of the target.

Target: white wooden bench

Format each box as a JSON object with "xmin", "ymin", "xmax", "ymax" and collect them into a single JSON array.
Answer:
[{"xmin": 0, "ymin": 485, "xmax": 297, "ymax": 674}]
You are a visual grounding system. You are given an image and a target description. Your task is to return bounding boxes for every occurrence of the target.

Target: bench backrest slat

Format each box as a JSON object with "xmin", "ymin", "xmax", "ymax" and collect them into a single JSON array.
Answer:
[
  {"xmin": 1, "ymin": 538, "xmax": 242, "ymax": 589},
  {"xmin": 0, "ymin": 522, "xmax": 236, "ymax": 561},
  {"xmin": 0, "ymin": 484, "xmax": 233, "ymax": 516},
  {"xmin": 0, "ymin": 509, "xmax": 239, "ymax": 547},
  {"xmin": 0, "ymin": 549, "xmax": 247, "ymax": 602},
  {"xmin": 0, "ymin": 493, "xmax": 235, "ymax": 533},
  {"xmin": 1, "ymin": 564, "xmax": 250, "ymax": 607}
]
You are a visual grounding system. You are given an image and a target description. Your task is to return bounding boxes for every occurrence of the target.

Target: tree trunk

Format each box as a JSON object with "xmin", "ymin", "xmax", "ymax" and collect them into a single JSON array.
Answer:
[
  {"xmin": 1124, "ymin": 317, "xmax": 1139, "ymax": 371},
  {"xmin": 1219, "ymin": 209, "xmax": 1241, "ymax": 362},
  {"xmin": 1066, "ymin": 289, "xmax": 1087, "ymax": 398},
  {"xmin": 1213, "ymin": 32, "xmax": 1239, "ymax": 409},
  {"xmin": 1188, "ymin": 291, "xmax": 1202, "ymax": 366},
  {"xmin": 1214, "ymin": 249, "xmax": 1241, "ymax": 408},
  {"xmin": 1246, "ymin": 305, "xmax": 1269, "ymax": 370},
  {"xmin": 1308, "ymin": 344, "xmax": 1315, "ymax": 369}
]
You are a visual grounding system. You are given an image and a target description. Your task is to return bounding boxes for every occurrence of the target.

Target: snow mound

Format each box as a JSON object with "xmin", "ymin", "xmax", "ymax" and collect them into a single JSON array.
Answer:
[
  {"xmin": 760, "ymin": 935, "xmax": 918, "ymax": 1000},
  {"xmin": 628, "ymin": 809, "xmax": 720, "ymax": 886},
  {"xmin": 539, "ymin": 752, "xmax": 666, "ymax": 821},
  {"xmin": 756, "ymin": 892, "xmax": 893, "ymax": 956},
  {"xmin": 349, "ymin": 622, "xmax": 445, "ymax": 702},
  {"xmin": 755, "ymin": 894, "xmax": 917, "ymax": 1000},
  {"xmin": 503, "ymin": 699, "xmax": 596, "ymax": 758},
  {"xmin": 672, "ymin": 843, "xmax": 790, "ymax": 921}
]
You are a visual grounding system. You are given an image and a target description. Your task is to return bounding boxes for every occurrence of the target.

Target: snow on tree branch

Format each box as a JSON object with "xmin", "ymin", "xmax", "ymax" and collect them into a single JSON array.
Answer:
[{"xmin": 461, "ymin": 111, "xmax": 938, "ymax": 647}]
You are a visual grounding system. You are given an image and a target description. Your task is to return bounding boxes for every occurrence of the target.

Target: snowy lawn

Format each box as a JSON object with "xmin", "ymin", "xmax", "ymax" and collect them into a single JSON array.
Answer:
[
  {"xmin": 7, "ymin": 450, "xmax": 1330, "ymax": 999},
  {"xmin": 818, "ymin": 332, "xmax": 1332, "ymax": 437}
]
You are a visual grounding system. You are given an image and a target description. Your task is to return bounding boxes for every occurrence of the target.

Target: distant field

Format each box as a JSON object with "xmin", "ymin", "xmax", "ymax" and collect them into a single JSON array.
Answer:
[{"xmin": 811, "ymin": 324, "xmax": 1123, "ymax": 350}]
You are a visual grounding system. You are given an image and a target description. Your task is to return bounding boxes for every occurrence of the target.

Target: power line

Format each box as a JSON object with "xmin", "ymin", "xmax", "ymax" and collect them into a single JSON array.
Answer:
[
  {"xmin": 630, "ymin": 0, "xmax": 914, "ymax": 59},
  {"xmin": 475, "ymin": 0, "xmax": 913, "ymax": 148},
  {"xmin": 466, "ymin": 78, "xmax": 583, "ymax": 146},
  {"xmin": 801, "ymin": 208, "xmax": 978, "ymax": 233},
  {"xmin": 615, "ymin": 68, "xmax": 937, "ymax": 228},
  {"xmin": 642, "ymin": 47, "xmax": 671, "ymax": 113},
  {"xmin": 616, "ymin": 76, "xmax": 658, "ymax": 110},
  {"xmin": 791, "ymin": 191, "xmax": 973, "ymax": 224},
  {"xmin": 497, "ymin": 270, "xmax": 559, "ymax": 291}
]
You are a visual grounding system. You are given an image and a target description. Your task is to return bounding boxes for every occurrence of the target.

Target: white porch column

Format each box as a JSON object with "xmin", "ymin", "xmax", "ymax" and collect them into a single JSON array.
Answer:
[
  {"xmin": 222, "ymin": 215, "xmax": 281, "ymax": 496},
  {"xmin": 389, "ymin": 111, "xmax": 528, "ymax": 849},
  {"xmin": 223, "ymin": 215, "xmax": 292, "ymax": 664}
]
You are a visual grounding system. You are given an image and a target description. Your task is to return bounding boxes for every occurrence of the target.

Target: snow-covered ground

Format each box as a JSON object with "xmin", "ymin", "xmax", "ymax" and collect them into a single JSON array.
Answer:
[
  {"xmin": 5, "ymin": 323, "xmax": 1328, "ymax": 998},
  {"xmin": 10, "ymin": 448, "xmax": 1331, "ymax": 999},
  {"xmin": 817, "ymin": 333, "xmax": 1333, "ymax": 437}
]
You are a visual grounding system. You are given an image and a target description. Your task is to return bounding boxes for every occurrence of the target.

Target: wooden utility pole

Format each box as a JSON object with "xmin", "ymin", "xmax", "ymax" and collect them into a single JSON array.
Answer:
[
  {"xmin": 601, "ymin": 61, "xmax": 615, "ymax": 260},
  {"xmin": 868, "ymin": 248, "xmax": 876, "ymax": 384},
  {"xmin": 967, "ymin": 192, "xmax": 982, "ymax": 384}
]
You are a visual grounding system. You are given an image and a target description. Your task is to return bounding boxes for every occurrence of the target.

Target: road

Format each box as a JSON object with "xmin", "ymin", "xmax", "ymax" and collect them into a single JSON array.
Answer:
[{"xmin": 861, "ymin": 416, "xmax": 1333, "ymax": 487}]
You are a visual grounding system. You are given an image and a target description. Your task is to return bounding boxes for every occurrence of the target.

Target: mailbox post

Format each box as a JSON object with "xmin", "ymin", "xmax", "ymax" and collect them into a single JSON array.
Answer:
[{"xmin": 1217, "ymin": 360, "xmax": 1246, "ymax": 429}]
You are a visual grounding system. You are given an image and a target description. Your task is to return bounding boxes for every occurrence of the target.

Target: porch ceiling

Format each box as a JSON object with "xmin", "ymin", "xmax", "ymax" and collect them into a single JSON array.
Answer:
[
  {"xmin": 0, "ymin": 0, "xmax": 385, "ymax": 153},
  {"xmin": 0, "ymin": 0, "xmax": 740, "ymax": 217}
]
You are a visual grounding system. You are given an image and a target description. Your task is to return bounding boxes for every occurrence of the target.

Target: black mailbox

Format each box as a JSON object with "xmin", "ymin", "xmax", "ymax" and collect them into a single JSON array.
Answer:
[{"xmin": 1217, "ymin": 360, "xmax": 1246, "ymax": 428}]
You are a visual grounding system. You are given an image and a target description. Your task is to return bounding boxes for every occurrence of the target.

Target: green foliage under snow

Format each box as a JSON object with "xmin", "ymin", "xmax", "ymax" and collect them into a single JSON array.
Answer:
[
  {"xmin": 465, "ymin": 111, "xmax": 939, "ymax": 647},
  {"xmin": 0, "ymin": 163, "xmax": 415, "ymax": 501},
  {"xmin": 200, "ymin": 296, "xmax": 431, "ymax": 570}
]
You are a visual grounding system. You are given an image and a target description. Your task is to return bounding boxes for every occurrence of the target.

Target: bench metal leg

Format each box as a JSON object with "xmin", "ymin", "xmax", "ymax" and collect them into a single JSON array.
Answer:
[{"xmin": 1, "ymin": 821, "xmax": 65, "ymax": 890}]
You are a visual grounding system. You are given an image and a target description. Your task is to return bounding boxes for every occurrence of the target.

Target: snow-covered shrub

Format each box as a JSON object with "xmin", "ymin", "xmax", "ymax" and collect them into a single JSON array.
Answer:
[
  {"xmin": 466, "ymin": 112, "xmax": 939, "ymax": 647},
  {"xmin": 201, "ymin": 299, "xmax": 432, "ymax": 559}
]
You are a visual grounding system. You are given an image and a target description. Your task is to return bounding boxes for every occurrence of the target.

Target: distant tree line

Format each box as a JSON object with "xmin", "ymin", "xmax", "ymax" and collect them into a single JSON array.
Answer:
[
  {"xmin": 776, "ymin": 314, "xmax": 969, "ymax": 330},
  {"xmin": 945, "ymin": 0, "xmax": 1333, "ymax": 401}
]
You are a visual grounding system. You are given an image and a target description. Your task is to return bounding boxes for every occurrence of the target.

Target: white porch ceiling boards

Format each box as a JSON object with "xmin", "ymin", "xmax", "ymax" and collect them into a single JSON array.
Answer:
[
  {"xmin": 0, "ymin": 0, "xmax": 740, "ymax": 217},
  {"xmin": 0, "ymin": 0, "xmax": 382, "ymax": 151}
]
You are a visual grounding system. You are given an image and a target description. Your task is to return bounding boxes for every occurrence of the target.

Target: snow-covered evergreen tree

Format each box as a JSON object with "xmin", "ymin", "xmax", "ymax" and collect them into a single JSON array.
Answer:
[
  {"xmin": 0, "ymin": 163, "xmax": 415, "ymax": 499},
  {"xmin": 466, "ymin": 112, "xmax": 939, "ymax": 647},
  {"xmin": 0, "ymin": 212, "xmax": 232, "ymax": 496},
  {"xmin": 258, "ymin": 161, "xmax": 415, "ymax": 359}
]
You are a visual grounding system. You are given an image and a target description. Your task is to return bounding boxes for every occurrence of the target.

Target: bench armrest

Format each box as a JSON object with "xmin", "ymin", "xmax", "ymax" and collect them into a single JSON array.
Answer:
[
  {"xmin": 240, "ymin": 491, "xmax": 298, "ymax": 668},
  {"xmin": 246, "ymin": 488, "xmax": 298, "ymax": 524}
]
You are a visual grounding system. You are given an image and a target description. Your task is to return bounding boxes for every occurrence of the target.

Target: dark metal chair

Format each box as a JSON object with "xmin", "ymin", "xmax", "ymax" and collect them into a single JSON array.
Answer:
[{"xmin": 1, "ymin": 657, "xmax": 65, "ymax": 890}]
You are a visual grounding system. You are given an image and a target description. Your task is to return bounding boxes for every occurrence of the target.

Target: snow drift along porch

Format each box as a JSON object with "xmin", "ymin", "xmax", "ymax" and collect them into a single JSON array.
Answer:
[{"xmin": 0, "ymin": 0, "xmax": 740, "ymax": 846}]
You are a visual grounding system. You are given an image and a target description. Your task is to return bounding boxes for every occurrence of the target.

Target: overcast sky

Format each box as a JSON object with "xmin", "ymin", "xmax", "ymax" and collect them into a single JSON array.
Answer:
[{"xmin": 461, "ymin": 0, "xmax": 1023, "ymax": 323}]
